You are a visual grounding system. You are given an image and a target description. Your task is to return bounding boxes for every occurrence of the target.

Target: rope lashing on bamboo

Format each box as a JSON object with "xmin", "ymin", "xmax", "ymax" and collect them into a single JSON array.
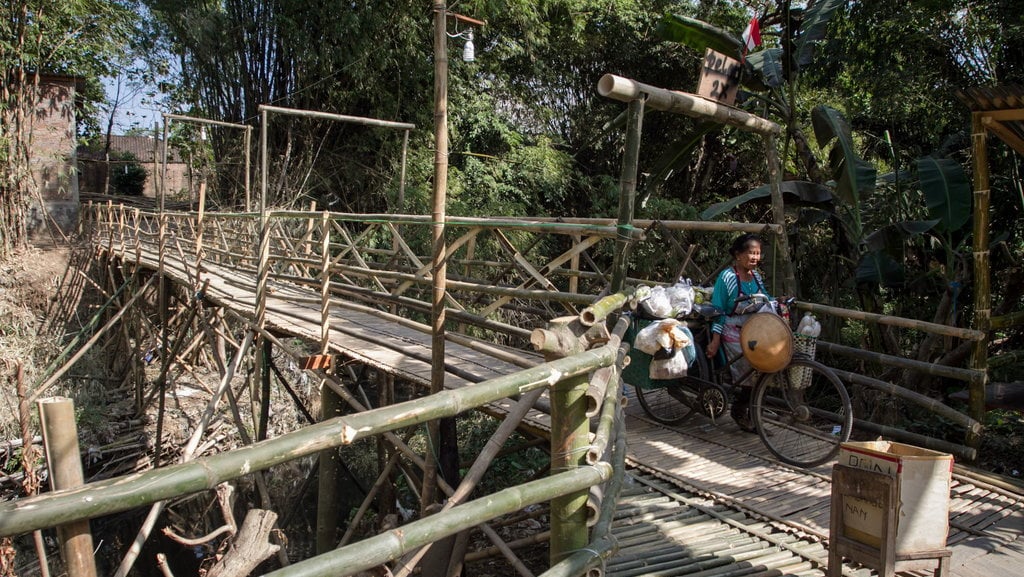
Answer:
[{"xmin": 615, "ymin": 223, "xmax": 638, "ymax": 241}]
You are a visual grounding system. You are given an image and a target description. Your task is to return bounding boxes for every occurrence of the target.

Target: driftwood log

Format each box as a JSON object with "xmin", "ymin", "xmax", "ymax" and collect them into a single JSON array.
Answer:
[{"xmin": 204, "ymin": 510, "xmax": 279, "ymax": 577}]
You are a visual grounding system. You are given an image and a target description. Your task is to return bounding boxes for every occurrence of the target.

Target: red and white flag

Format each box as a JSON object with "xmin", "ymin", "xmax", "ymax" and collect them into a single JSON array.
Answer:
[{"xmin": 742, "ymin": 17, "xmax": 761, "ymax": 52}]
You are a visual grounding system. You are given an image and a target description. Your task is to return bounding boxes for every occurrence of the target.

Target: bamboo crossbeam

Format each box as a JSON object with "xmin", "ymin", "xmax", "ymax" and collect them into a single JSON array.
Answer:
[
  {"xmin": 258, "ymin": 104, "xmax": 415, "ymax": 130},
  {"xmin": 829, "ymin": 368, "xmax": 980, "ymax": 433},
  {"xmin": 0, "ymin": 344, "xmax": 617, "ymax": 537},
  {"xmin": 795, "ymin": 301, "xmax": 986, "ymax": 341},
  {"xmin": 817, "ymin": 340, "xmax": 984, "ymax": 385},
  {"xmin": 598, "ymin": 74, "xmax": 781, "ymax": 136},
  {"xmin": 162, "ymin": 113, "xmax": 249, "ymax": 130}
]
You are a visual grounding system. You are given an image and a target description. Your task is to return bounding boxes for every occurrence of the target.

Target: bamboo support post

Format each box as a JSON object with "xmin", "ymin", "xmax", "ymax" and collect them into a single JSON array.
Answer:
[
  {"xmin": 38, "ymin": 397, "xmax": 97, "ymax": 577},
  {"xmin": 764, "ymin": 133, "xmax": 797, "ymax": 296},
  {"xmin": 532, "ymin": 317, "xmax": 591, "ymax": 565},
  {"xmin": 609, "ymin": 98, "xmax": 644, "ymax": 294},
  {"xmin": 968, "ymin": 112, "xmax": 992, "ymax": 450},
  {"xmin": 316, "ymin": 380, "xmax": 345, "ymax": 554}
]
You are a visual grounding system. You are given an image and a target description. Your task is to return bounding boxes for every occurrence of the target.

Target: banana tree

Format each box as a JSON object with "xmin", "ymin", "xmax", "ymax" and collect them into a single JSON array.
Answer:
[{"xmin": 654, "ymin": 0, "xmax": 848, "ymax": 192}]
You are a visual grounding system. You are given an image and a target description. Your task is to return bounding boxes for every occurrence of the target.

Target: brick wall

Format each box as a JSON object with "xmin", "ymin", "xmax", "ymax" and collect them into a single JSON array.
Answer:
[
  {"xmin": 30, "ymin": 76, "xmax": 78, "ymax": 201},
  {"xmin": 27, "ymin": 75, "xmax": 79, "ymax": 235}
]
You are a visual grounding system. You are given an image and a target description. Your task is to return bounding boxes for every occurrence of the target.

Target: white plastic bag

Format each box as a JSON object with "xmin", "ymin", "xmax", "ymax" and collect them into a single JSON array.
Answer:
[
  {"xmin": 641, "ymin": 286, "xmax": 673, "ymax": 318},
  {"xmin": 650, "ymin": 350, "xmax": 689, "ymax": 379},
  {"xmin": 635, "ymin": 319, "xmax": 691, "ymax": 355},
  {"xmin": 665, "ymin": 279, "xmax": 695, "ymax": 316}
]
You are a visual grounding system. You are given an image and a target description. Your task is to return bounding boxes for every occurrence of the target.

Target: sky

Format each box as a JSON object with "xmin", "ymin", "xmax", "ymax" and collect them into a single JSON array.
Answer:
[{"xmin": 101, "ymin": 74, "xmax": 162, "ymax": 135}]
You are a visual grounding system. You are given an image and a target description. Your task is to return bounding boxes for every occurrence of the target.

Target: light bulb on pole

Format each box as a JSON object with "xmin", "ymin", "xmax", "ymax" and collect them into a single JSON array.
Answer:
[{"xmin": 462, "ymin": 30, "xmax": 475, "ymax": 62}]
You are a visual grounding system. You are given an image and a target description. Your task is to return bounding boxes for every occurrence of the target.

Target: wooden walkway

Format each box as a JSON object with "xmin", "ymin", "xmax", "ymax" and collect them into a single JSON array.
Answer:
[{"xmin": 106, "ymin": 238, "xmax": 1024, "ymax": 577}]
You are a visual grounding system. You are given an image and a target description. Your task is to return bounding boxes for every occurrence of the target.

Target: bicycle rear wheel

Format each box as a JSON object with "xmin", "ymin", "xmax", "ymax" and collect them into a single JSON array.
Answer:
[
  {"xmin": 751, "ymin": 358, "xmax": 852, "ymax": 468},
  {"xmin": 635, "ymin": 349, "xmax": 710, "ymax": 426}
]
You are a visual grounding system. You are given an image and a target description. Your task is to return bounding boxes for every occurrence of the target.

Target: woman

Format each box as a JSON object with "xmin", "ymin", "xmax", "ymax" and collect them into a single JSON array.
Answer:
[{"xmin": 704, "ymin": 233, "xmax": 772, "ymax": 430}]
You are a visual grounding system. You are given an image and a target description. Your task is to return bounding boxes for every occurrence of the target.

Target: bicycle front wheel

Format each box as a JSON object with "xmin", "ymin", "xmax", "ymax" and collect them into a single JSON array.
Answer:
[
  {"xmin": 751, "ymin": 358, "xmax": 852, "ymax": 468},
  {"xmin": 634, "ymin": 349, "xmax": 711, "ymax": 426}
]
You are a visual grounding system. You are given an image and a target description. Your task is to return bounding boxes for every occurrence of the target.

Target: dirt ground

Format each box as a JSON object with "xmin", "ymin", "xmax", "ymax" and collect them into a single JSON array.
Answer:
[{"xmin": 0, "ymin": 243, "xmax": 73, "ymax": 439}]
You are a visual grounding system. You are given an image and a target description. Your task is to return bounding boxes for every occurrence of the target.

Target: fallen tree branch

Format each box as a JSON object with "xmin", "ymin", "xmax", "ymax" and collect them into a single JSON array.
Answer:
[
  {"xmin": 204, "ymin": 510, "xmax": 280, "ymax": 577},
  {"xmin": 163, "ymin": 484, "xmax": 236, "ymax": 547}
]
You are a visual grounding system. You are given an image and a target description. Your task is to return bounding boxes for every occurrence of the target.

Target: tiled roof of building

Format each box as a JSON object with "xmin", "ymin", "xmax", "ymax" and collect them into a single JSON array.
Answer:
[{"xmin": 78, "ymin": 135, "xmax": 185, "ymax": 164}]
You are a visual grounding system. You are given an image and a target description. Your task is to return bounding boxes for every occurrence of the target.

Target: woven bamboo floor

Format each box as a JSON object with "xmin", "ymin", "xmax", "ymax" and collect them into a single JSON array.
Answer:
[
  {"xmin": 111, "ymin": 243, "xmax": 554, "ymax": 436},
  {"xmin": 620, "ymin": 386, "xmax": 1024, "ymax": 576}
]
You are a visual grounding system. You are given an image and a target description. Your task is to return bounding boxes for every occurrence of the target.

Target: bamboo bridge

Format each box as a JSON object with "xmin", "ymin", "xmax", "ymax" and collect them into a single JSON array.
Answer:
[{"xmin": 1, "ymin": 202, "xmax": 1021, "ymax": 577}]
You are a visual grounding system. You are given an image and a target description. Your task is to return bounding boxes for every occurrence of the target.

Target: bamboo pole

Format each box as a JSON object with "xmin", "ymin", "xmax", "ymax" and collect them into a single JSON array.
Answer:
[
  {"xmin": 764, "ymin": 133, "xmax": 797, "ymax": 297},
  {"xmin": 112, "ymin": 331, "xmax": 254, "ymax": 577},
  {"xmin": 16, "ymin": 366, "xmax": 51, "ymax": 577},
  {"xmin": 597, "ymin": 74, "xmax": 781, "ymax": 136},
  {"xmin": 38, "ymin": 398, "xmax": 97, "ymax": 577},
  {"xmin": 0, "ymin": 342, "xmax": 616, "ymax": 537},
  {"xmin": 263, "ymin": 464, "xmax": 613, "ymax": 577},
  {"xmin": 316, "ymin": 377, "xmax": 344, "ymax": 554},
  {"xmin": 968, "ymin": 112, "xmax": 992, "ymax": 449},
  {"xmin": 794, "ymin": 301, "xmax": 985, "ymax": 341},
  {"xmin": 815, "ymin": 340, "xmax": 984, "ymax": 385},
  {"xmin": 423, "ymin": 0, "xmax": 451, "ymax": 515},
  {"xmin": 829, "ymin": 368, "xmax": 980, "ymax": 433},
  {"xmin": 244, "ymin": 125, "xmax": 252, "ymax": 211},
  {"xmin": 258, "ymin": 104, "xmax": 415, "ymax": 130},
  {"xmin": 851, "ymin": 416, "xmax": 976, "ymax": 461},
  {"xmin": 579, "ymin": 290, "xmax": 633, "ymax": 327},
  {"xmin": 609, "ymin": 98, "xmax": 644, "ymax": 294}
]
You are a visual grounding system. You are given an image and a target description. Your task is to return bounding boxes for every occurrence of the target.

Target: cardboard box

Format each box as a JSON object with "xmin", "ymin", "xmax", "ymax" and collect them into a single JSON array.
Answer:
[{"xmin": 837, "ymin": 441, "xmax": 953, "ymax": 555}]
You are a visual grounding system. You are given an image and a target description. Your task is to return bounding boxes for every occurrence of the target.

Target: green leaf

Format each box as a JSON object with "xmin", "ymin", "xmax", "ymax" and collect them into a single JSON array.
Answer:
[
  {"xmin": 812, "ymin": 105, "xmax": 876, "ymax": 209},
  {"xmin": 656, "ymin": 13, "xmax": 743, "ymax": 60},
  {"xmin": 856, "ymin": 250, "xmax": 904, "ymax": 287},
  {"xmin": 794, "ymin": 0, "xmax": 846, "ymax": 68},
  {"xmin": 747, "ymin": 48, "xmax": 785, "ymax": 89},
  {"xmin": 700, "ymin": 180, "xmax": 833, "ymax": 220},
  {"xmin": 917, "ymin": 156, "xmax": 971, "ymax": 233},
  {"xmin": 645, "ymin": 122, "xmax": 720, "ymax": 189},
  {"xmin": 863, "ymin": 220, "xmax": 939, "ymax": 252}
]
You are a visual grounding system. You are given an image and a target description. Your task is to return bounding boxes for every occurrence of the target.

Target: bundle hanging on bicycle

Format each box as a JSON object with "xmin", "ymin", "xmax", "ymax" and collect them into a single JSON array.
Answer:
[{"xmin": 790, "ymin": 313, "xmax": 821, "ymax": 389}]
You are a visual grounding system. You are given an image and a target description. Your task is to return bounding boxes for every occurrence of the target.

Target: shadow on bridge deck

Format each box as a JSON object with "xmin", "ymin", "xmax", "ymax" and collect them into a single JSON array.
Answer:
[{"xmin": 619, "ymin": 388, "xmax": 1024, "ymax": 577}]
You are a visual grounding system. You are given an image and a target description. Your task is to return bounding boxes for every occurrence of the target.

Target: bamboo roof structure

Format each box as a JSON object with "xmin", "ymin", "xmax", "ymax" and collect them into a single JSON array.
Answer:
[{"xmin": 956, "ymin": 84, "xmax": 1024, "ymax": 156}]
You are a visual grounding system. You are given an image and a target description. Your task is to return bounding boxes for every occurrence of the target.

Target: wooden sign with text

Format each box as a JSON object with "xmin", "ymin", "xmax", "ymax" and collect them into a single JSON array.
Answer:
[{"xmin": 697, "ymin": 48, "xmax": 741, "ymax": 105}]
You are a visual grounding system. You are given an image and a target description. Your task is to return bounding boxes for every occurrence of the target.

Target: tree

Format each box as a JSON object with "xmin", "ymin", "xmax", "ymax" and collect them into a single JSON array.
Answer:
[{"xmin": 0, "ymin": 0, "xmax": 135, "ymax": 257}]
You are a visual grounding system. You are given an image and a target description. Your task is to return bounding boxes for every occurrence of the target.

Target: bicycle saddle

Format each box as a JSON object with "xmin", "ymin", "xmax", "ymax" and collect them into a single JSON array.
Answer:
[{"xmin": 690, "ymin": 302, "xmax": 722, "ymax": 321}]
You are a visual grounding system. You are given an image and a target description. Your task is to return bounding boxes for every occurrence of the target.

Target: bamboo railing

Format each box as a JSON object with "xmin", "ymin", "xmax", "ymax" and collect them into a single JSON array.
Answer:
[{"xmin": 59, "ymin": 202, "xmax": 994, "ymax": 575}]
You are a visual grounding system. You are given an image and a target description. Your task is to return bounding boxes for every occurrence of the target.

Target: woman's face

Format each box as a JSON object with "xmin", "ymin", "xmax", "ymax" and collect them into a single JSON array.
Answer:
[{"xmin": 735, "ymin": 242, "xmax": 762, "ymax": 271}]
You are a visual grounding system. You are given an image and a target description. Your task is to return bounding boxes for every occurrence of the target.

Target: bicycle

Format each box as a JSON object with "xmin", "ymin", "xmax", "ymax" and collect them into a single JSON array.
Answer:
[{"xmin": 626, "ymin": 298, "xmax": 853, "ymax": 468}]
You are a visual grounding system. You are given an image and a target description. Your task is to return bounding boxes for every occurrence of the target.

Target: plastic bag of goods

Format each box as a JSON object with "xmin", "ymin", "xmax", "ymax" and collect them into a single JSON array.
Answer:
[
  {"xmin": 665, "ymin": 279, "xmax": 695, "ymax": 316},
  {"xmin": 650, "ymin": 347, "xmax": 689, "ymax": 379},
  {"xmin": 639, "ymin": 286, "xmax": 673, "ymax": 318}
]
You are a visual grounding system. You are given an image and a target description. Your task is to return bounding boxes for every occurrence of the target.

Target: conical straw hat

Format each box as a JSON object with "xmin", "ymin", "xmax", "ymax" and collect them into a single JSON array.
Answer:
[{"xmin": 740, "ymin": 313, "xmax": 793, "ymax": 373}]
